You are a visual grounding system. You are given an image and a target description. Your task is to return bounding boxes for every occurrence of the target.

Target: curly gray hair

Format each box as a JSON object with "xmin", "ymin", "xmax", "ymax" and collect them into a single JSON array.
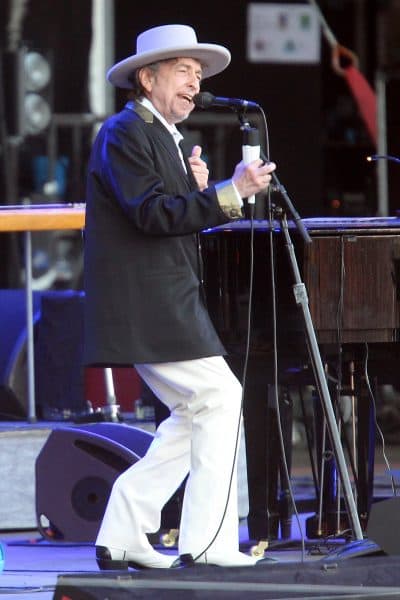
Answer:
[{"xmin": 127, "ymin": 61, "xmax": 163, "ymax": 99}]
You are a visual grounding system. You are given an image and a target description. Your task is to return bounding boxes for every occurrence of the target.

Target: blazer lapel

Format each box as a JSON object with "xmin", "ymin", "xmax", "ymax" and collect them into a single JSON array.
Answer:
[{"xmin": 132, "ymin": 102, "xmax": 193, "ymax": 191}]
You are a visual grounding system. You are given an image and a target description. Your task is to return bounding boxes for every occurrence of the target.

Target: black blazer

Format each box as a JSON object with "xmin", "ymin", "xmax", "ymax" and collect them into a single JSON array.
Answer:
[{"xmin": 83, "ymin": 102, "xmax": 235, "ymax": 365}]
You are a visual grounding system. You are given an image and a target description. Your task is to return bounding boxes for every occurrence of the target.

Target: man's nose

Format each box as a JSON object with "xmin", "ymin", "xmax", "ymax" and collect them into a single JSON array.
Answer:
[{"xmin": 189, "ymin": 74, "xmax": 200, "ymax": 91}]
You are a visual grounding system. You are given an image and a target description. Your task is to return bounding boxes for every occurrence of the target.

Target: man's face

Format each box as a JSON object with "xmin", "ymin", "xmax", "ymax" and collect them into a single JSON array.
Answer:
[{"xmin": 141, "ymin": 58, "xmax": 202, "ymax": 124}]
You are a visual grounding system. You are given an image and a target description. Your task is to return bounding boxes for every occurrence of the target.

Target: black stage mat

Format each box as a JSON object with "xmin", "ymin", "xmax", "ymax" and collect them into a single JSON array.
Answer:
[{"xmin": 54, "ymin": 556, "xmax": 400, "ymax": 599}]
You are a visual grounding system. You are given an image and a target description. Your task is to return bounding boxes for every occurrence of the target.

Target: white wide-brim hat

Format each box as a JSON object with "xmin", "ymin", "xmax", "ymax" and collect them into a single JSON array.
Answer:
[{"xmin": 107, "ymin": 24, "xmax": 231, "ymax": 88}]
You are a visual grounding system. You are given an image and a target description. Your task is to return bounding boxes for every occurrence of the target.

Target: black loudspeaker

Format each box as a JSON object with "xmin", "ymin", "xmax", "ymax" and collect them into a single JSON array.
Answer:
[
  {"xmin": 0, "ymin": 289, "xmax": 86, "ymax": 419},
  {"xmin": 0, "ymin": 289, "xmax": 43, "ymax": 419},
  {"xmin": 34, "ymin": 290, "xmax": 87, "ymax": 418},
  {"xmin": 367, "ymin": 497, "xmax": 400, "ymax": 555},
  {"xmin": 35, "ymin": 422, "xmax": 154, "ymax": 542}
]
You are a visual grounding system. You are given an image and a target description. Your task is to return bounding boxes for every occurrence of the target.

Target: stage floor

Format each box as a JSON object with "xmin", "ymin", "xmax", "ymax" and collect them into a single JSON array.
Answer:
[
  {"xmin": 2, "ymin": 521, "xmax": 400, "ymax": 599},
  {"xmin": 1, "ymin": 420, "xmax": 400, "ymax": 598}
]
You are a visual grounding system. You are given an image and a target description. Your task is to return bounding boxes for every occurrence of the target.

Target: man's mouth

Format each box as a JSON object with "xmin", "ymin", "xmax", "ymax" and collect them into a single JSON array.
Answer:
[{"xmin": 180, "ymin": 94, "xmax": 194, "ymax": 105}]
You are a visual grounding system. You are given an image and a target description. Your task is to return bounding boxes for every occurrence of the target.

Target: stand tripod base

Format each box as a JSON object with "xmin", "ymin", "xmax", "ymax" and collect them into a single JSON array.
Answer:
[{"xmin": 323, "ymin": 538, "xmax": 383, "ymax": 562}]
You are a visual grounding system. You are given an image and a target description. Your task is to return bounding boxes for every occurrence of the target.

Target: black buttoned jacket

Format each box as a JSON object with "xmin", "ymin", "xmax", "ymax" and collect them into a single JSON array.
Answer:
[{"xmin": 83, "ymin": 102, "xmax": 235, "ymax": 365}]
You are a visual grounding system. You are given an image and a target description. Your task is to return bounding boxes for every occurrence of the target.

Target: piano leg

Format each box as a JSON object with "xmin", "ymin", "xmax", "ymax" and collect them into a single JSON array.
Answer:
[
  {"xmin": 242, "ymin": 369, "xmax": 293, "ymax": 542},
  {"xmin": 306, "ymin": 388, "xmax": 344, "ymax": 539},
  {"xmin": 354, "ymin": 363, "xmax": 375, "ymax": 524},
  {"xmin": 243, "ymin": 383, "xmax": 279, "ymax": 540},
  {"xmin": 278, "ymin": 386, "xmax": 294, "ymax": 540},
  {"xmin": 306, "ymin": 359, "xmax": 375, "ymax": 538}
]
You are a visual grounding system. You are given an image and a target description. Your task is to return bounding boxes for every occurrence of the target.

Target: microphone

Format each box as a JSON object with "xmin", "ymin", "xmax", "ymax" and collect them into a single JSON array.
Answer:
[
  {"xmin": 367, "ymin": 154, "xmax": 400, "ymax": 164},
  {"xmin": 193, "ymin": 91, "xmax": 259, "ymax": 110},
  {"xmin": 242, "ymin": 127, "xmax": 260, "ymax": 205}
]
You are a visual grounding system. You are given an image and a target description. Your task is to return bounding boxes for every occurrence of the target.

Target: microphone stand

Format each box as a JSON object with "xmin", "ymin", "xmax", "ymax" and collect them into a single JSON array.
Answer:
[
  {"xmin": 235, "ymin": 109, "xmax": 365, "ymax": 552},
  {"xmin": 277, "ymin": 209, "xmax": 363, "ymax": 546}
]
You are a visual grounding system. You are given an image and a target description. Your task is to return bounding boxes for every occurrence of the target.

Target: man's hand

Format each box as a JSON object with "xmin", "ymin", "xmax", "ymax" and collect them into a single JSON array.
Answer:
[
  {"xmin": 188, "ymin": 145, "xmax": 209, "ymax": 191},
  {"xmin": 232, "ymin": 160, "xmax": 276, "ymax": 199}
]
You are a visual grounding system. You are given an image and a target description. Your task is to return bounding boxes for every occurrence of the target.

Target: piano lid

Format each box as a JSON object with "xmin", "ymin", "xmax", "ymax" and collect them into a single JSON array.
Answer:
[{"xmin": 202, "ymin": 216, "xmax": 400, "ymax": 235}]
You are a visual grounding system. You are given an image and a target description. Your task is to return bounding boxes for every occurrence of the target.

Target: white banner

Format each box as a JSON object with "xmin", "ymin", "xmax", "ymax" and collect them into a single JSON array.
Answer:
[{"xmin": 247, "ymin": 3, "xmax": 320, "ymax": 64}]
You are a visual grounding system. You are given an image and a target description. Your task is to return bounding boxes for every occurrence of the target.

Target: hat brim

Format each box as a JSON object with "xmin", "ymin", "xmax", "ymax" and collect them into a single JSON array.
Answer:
[{"xmin": 107, "ymin": 43, "xmax": 231, "ymax": 88}]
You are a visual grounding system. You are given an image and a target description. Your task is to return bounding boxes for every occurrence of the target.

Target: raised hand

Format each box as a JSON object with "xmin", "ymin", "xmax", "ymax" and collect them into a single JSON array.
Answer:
[{"xmin": 188, "ymin": 145, "xmax": 209, "ymax": 191}]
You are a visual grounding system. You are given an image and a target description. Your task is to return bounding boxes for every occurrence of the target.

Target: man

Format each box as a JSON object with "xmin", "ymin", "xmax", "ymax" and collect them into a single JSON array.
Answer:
[{"xmin": 84, "ymin": 24, "xmax": 276, "ymax": 570}]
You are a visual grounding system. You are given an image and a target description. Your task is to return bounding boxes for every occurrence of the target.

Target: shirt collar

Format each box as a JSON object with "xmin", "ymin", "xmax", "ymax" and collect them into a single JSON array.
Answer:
[{"xmin": 138, "ymin": 97, "xmax": 183, "ymax": 145}]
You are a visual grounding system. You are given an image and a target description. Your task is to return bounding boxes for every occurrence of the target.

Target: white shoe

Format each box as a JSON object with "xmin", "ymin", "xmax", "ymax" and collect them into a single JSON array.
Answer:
[{"xmin": 96, "ymin": 545, "xmax": 177, "ymax": 570}]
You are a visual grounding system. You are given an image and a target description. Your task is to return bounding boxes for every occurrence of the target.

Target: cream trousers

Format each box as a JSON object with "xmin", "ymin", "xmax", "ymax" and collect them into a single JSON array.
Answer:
[{"xmin": 95, "ymin": 356, "xmax": 243, "ymax": 559}]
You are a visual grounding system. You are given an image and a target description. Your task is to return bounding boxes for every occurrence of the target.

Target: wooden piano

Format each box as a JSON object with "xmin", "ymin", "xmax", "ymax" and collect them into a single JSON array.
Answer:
[{"xmin": 201, "ymin": 216, "xmax": 400, "ymax": 541}]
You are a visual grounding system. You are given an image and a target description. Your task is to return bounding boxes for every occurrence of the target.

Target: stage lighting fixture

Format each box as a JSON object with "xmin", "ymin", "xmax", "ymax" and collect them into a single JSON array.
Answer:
[
  {"xmin": 2, "ymin": 47, "xmax": 53, "ymax": 137},
  {"xmin": 23, "ymin": 50, "xmax": 52, "ymax": 135}
]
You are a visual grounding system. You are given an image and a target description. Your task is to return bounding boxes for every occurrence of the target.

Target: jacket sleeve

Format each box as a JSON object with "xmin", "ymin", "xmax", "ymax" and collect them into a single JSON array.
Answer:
[
  {"xmin": 215, "ymin": 180, "xmax": 243, "ymax": 220},
  {"xmin": 88, "ymin": 113, "xmax": 243, "ymax": 236}
]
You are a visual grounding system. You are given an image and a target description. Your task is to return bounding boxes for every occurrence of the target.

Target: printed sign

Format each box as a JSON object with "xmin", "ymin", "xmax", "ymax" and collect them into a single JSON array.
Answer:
[{"xmin": 247, "ymin": 3, "xmax": 320, "ymax": 64}]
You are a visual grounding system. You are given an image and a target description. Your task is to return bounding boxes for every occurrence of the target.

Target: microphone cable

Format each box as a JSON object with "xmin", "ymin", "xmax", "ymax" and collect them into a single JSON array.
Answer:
[
  {"xmin": 181, "ymin": 142, "xmax": 254, "ymax": 566},
  {"xmin": 362, "ymin": 342, "xmax": 397, "ymax": 497},
  {"xmin": 189, "ymin": 174, "xmax": 260, "ymax": 566},
  {"xmin": 256, "ymin": 103, "xmax": 307, "ymax": 561},
  {"xmin": 187, "ymin": 101, "xmax": 308, "ymax": 565},
  {"xmin": 188, "ymin": 115, "xmax": 272, "ymax": 566}
]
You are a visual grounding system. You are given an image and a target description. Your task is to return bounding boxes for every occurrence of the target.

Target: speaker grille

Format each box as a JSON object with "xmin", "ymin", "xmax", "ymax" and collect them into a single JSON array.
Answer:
[{"xmin": 71, "ymin": 476, "xmax": 111, "ymax": 522}]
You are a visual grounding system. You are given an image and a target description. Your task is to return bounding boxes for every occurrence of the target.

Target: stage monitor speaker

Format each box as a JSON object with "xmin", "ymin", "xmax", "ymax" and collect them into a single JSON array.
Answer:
[
  {"xmin": 35, "ymin": 422, "xmax": 154, "ymax": 542},
  {"xmin": 367, "ymin": 497, "xmax": 400, "ymax": 555}
]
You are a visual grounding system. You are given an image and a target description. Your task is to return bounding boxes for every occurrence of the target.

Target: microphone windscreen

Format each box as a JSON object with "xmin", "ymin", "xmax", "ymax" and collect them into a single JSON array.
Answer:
[{"xmin": 193, "ymin": 92, "xmax": 214, "ymax": 109}]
